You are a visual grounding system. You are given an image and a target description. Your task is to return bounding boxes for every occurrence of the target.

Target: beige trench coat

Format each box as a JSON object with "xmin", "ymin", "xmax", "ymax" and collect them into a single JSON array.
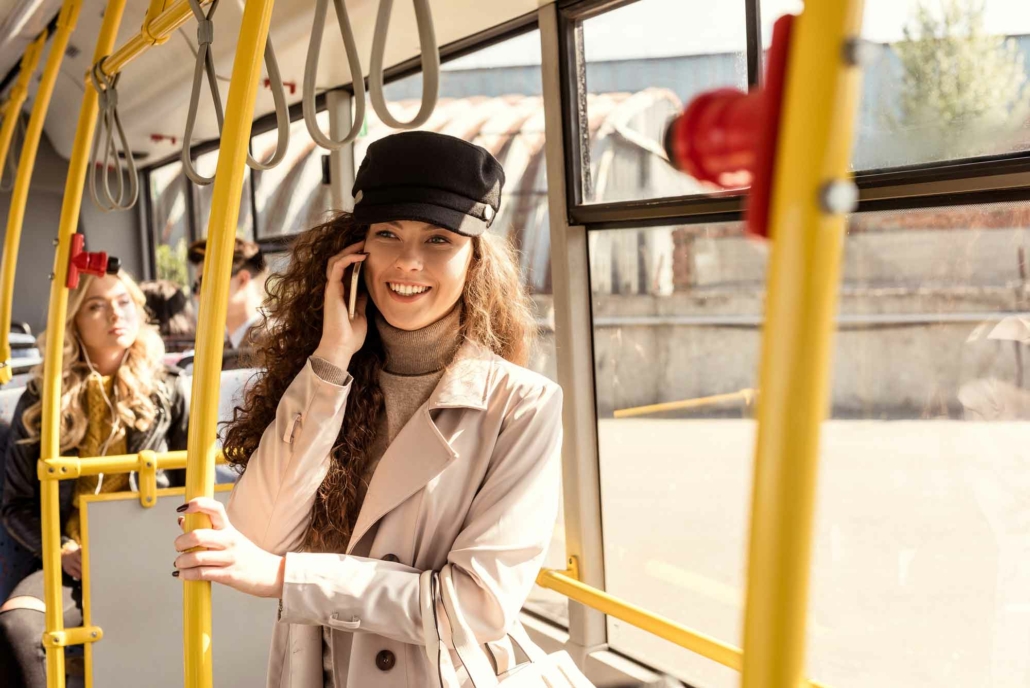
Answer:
[{"xmin": 227, "ymin": 341, "xmax": 563, "ymax": 687}]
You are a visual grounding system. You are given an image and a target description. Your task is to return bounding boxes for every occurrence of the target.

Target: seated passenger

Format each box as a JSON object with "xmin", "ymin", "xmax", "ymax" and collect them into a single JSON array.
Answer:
[
  {"xmin": 172, "ymin": 132, "xmax": 563, "ymax": 687},
  {"xmin": 187, "ymin": 237, "xmax": 268, "ymax": 367},
  {"xmin": 139, "ymin": 278, "xmax": 195, "ymax": 355},
  {"xmin": 0, "ymin": 271, "xmax": 189, "ymax": 687}
]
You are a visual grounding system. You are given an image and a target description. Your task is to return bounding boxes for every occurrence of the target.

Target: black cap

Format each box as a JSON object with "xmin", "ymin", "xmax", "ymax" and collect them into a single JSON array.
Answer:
[{"xmin": 351, "ymin": 131, "xmax": 505, "ymax": 237}]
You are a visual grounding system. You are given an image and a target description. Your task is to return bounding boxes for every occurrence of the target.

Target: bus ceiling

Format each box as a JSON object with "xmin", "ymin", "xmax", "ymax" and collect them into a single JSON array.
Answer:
[{"xmin": 0, "ymin": 0, "xmax": 542, "ymax": 163}]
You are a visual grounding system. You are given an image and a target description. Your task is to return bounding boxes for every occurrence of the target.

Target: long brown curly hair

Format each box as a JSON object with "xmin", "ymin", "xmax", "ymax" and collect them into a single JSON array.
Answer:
[{"xmin": 222, "ymin": 212, "xmax": 536, "ymax": 552}]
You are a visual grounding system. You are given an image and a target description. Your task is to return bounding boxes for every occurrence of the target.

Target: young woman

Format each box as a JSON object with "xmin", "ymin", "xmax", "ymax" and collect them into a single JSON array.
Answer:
[
  {"xmin": 0, "ymin": 271, "xmax": 189, "ymax": 686},
  {"xmin": 172, "ymin": 131, "xmax": 563, "ymax": 686}
]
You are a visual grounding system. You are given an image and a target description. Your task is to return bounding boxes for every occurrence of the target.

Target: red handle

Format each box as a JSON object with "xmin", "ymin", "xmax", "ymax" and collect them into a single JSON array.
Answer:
[{"xmin": 66, "ymin": 233, "xmax": 110, "ymax": 289}]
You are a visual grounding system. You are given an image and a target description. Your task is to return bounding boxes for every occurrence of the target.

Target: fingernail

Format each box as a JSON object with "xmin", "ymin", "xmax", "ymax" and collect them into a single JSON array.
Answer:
[
  {"xmin": 172, "ymin": 570, "xmax": 180, "ymax": 578},
  {"xmin": 176, "ymin": 504, "xmax": 188, "ymax": 513}
]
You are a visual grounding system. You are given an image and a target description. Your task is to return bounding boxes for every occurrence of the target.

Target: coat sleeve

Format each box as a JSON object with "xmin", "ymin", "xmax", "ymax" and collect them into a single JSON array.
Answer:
[
  {"xmin": 1, "ymin": 391, "xmax": 45, "ymax": 557},
  {"xmin": 277, "ymin": 382, "xmax": 563, "ymax": 647},
  {"xmin": 226, "ymin": 358, "xmax": 353, "ymax": 554}
]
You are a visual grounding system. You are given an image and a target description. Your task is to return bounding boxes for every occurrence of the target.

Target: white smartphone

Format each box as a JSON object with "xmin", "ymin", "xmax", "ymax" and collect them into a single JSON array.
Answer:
[{"xmin": 348, "ymin": 260, "xmax": 362, "ymax": 320}]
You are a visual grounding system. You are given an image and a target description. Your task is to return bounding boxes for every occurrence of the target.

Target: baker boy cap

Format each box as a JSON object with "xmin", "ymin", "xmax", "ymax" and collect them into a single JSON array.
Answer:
[{"xmin": 351, "ymin": 131, "xmax": 505, "ymax": 237}]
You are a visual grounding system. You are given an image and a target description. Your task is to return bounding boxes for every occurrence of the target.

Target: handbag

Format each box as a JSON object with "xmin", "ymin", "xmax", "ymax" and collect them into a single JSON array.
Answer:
[{"xmin": 420, "ymin": 568, "xmax": 596, "ymax": 687}]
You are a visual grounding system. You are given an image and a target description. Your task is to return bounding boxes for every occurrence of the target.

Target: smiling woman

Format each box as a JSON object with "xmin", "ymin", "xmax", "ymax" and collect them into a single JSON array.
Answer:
[{"xmin": 176, "ymin": 131, "xmax": 564, "ymax": 688}]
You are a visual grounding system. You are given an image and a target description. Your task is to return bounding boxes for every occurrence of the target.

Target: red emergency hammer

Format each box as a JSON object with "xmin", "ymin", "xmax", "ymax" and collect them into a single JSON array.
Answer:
[
  {"xmin": 663, "ymin": 15, "xmax": 794, "ymax": 238},
  {"xmin": 66, "ymin": 233, "xmax": 121, "ymax": 289}
]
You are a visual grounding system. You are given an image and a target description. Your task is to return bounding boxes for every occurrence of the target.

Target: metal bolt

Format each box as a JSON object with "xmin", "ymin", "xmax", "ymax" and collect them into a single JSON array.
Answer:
[
  {"xmin": 146, "ymin": 462, "xmax": 152, "ymax": 468},
  {"xmin": 819, "ymin": 179, "xmax": 859, "ymax": 215},
  {"xmin": 842, "ymin": 38, "xmax": 881, "ymax": 67},
  {"xmin": 145, "ymin": 496, "xmax": 152, "ymax": 503},
  {"xmin": 48, "ymin": 272, "xmax": 55, "ymax": 281},
  {"xmin": 52, "ymin": 237, "xmax": 59, "ymax": 247},
  {"xmin": 60, "ymin": 467, "xmax": 67, "ymax": 473},
  {"xmin": 91, "ymin": 631, "xmax": 98, "ymax": 639},
  {"xmin": 48, "ymin": 467, "xmax": 55, "ymax": 474}
]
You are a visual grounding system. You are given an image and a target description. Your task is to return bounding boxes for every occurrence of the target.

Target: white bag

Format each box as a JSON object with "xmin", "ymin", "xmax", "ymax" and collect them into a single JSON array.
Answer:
[{"xmin": 420, "ymin": 569, "xmax": 596, "ymax": 688}]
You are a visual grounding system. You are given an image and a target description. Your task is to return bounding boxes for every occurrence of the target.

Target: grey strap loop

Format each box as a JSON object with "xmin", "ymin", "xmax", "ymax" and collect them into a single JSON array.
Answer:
[
  {"xmin": 181, "ymin": 0, "xmax": 289, "ymax": 184},
  {"xmin": 368, "ymin": 0, "xmax": 440, "ymax": 130},
  {"xmin": 249, "ymin": 36, "xmax": 290, "ymax": 170},
  {"xmin": 89, "ymin": 59, "xmax": 139, "ymax": 212},
  {"xmin": 303, "ymin": 0, "xmax": 365, "ymax": 149},
  {"xmin": 181, "ymin": 0, "xmax": 224, "ymax": 185}
]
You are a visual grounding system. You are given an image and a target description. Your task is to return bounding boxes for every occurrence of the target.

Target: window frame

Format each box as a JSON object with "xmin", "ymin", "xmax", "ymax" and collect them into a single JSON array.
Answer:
[{"xmin": 557, "ymin": 0, "xmax": 1030, "ymax": 231}]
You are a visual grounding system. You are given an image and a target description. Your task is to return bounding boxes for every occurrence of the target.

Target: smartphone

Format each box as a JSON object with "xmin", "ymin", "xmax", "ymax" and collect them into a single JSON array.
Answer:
[{"xmin": 348, "ymin": 260, "xmax": 362, "ymax": 320}]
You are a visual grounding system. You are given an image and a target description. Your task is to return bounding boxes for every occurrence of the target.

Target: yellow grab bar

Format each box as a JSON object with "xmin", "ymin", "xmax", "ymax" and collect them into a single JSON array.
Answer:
[
  {"xmin": 38, "ymin": 450, "xmax": 226, "ymax": 480},
  {"xmin": 535, "ymin": 559, "xmax": 830, "ymax": 688},
  {"xmin": 40, "ymin": 0, "xmax": 131, "ymax": 684},
  {"xmin": 0, "ymin": 29, "xmax": 47, "ymax": 385},
  {"xmin": 182, "ymin": 0, "xmax": 276, "ymax": 685},
  {"xmin": 98, "ymin": 0, "xmax": 212, "ymax": 80},
  {"xmin": 740, "ymin": 3, "xmax": 865, "ymax": 688},
  {"xmin": 613, "ymin": 389, "xmax": 756, "ymax": 419}
]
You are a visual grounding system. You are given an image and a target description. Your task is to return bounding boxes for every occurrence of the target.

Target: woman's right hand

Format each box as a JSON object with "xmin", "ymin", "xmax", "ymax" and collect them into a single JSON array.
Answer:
[{"xmin": 313, "ymin": 242, "xmax": 368, "ymax": 370}]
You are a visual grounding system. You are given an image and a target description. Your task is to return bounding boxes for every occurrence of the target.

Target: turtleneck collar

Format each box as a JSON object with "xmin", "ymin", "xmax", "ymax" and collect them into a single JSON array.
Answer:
[{"xmin": 375, "ymin": 304, "xmax": 464, "ymax": 376}]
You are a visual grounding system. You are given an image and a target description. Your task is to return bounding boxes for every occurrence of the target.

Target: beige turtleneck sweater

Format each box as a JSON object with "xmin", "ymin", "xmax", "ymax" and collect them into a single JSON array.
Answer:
[{"xmin": 319, "ymin": 305, "xmax": 463, "ymax": 686}]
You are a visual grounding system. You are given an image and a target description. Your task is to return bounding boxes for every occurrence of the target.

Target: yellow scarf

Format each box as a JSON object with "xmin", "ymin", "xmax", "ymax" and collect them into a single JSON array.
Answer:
[{"xmin": 65, "ymin": 375, "xmax": 130, "ymax": 544}]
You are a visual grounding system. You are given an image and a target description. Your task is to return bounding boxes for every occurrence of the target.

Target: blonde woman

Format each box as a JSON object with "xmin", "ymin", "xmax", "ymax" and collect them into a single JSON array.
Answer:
[
  {"xmin": 0, "ymin": 271, "xmax": 189, "ymax": 687},
  {"xmin": 173, "ymin": 132, "xmax": 563, "ymax": 687}
]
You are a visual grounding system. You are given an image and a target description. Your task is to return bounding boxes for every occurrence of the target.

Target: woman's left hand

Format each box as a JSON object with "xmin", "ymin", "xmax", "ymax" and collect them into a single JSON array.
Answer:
[{"xmin": 173, "ymin": 497, "xmax": 285, "ymax": 599}]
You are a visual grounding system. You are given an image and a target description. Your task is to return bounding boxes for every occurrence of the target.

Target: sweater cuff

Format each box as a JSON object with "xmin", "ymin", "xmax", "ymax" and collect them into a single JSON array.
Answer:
[{"xmin": 309, "ymin": 356, "xmax": 351, "ymax": 387}]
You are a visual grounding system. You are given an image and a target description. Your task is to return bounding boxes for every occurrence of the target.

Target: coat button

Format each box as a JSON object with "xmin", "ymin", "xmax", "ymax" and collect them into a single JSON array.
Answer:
[
  {"xmin": 382, "ymin": 553, "xmax": 400, "ymax": 563},
  {"xmin": 375, "ymin": 649, "xmax": 396, "ymax": 672}
]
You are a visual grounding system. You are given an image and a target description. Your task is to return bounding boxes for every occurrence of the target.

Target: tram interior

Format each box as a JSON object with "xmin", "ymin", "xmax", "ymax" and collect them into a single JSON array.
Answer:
[{"xmin": 1, "ymin": 0, "xmax": 1029, "ymax": 687}]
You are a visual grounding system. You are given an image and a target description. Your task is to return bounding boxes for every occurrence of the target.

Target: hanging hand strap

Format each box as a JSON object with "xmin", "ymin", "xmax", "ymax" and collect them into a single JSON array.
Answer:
[
  {"xmin": 304, "ymin": 0, "xmax": 366, "ymax": 149},
  {"xmin": 368, "ymin": 0, "xmax": 440, "ymax": 130},
  {"xmin": 181, "ymin": 0, "xmax": 289, "ymax": 185},
  {"xmin": 89, "ymin": 60, "xmax": 139, "ymax": 212},
  {"xmin": 181, "ymin": 0, "xmax": 224, "ymax": 185}
]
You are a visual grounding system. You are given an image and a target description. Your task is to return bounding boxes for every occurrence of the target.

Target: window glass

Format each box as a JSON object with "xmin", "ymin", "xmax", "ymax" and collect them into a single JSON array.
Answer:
[
  {"xmin": 253, "ymin": 112, "xmax": 335, "ymax": 238},
  {"xmin": 149, "ymin": 161, "xmax": 190, "ymax": 290},
  {"xmin": 374, "ymin": 30, "xmax": 566, "ymax": 625},
  {"xmin": 193, "ymin": 149, "xmax": 254, "ymax": 241},
  {"xmin": 591, "ymin": 202, "xmax": 1030, "ymax": 687},
  {"xmin": 578, "ymin": 0, "xmax": 748, "ymax": 204},
  {"xmin": 765, "ymin": 0, "xmax": 1030, "ymax": 169}
]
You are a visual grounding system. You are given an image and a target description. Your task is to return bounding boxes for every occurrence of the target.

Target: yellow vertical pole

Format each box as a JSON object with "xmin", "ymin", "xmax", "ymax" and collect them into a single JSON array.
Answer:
[
  {"xmin": 740, "ymin": 2, "xmax": 865, "ymax": 688},
  {"xmin": 182, "ymin": 0, "xmax": 275, "ymax": 686},
  {"xmin": 39, "ymin": 1, "xmax": 129, "ymax": 685},
  {"xmin": 0, "ymin": 31, "xmax": 47, "ymax": 385}
]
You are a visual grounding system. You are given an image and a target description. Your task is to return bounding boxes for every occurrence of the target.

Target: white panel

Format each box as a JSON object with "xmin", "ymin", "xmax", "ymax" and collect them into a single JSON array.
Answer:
[{"xmin": 86, "ymin": 490, "xmax": 277, "ymax": 688}]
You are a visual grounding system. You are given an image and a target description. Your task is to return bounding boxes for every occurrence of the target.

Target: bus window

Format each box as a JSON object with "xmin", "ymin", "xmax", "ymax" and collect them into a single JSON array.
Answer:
[
  {"xmin": 590, "ymin": 220, "xmax": 756, "ymax": 688},
  {"xmin": 361, "ymin": 27, "xmax": 566, "ymax": 625},
  {"xmin": 807, "ymin": 200, "xmax": 1030, "ymax": 688},
  {"xmin": 578, "ymin": 0, "xmax": 749, "ymax": 204},
  {"xmin": 848, "ymin": 0, "xmax": 1030, "ymax": 169},
  {"xmin": 253, "ymin": 113, "xmax": 334, "ymax": 239},
  {"xmin": 192, "ymin": 148, "xmax": 255, "ymax": 241},
  {"xmin": 149, "ymin": 160, "xmax": 190, "ymax": 291}
]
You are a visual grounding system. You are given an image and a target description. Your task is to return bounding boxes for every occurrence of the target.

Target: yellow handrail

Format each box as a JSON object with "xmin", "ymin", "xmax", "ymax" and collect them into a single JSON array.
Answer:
[
  {"xmin": 740, "ymin": 4, "xmax": 865, "ymax": 688},
  {"xmin": 40, "ymin": 0, "xmax": 130, "ymax": 684},
  {"xmin": 0, "ymin": 29, "xmax": 47, "ymax": 385},
  {"xmin": 535, "ymin": 559, "xmax": 830, "ymax": 688},
  {"xmin": 181, "ymin": 0, "xmax": 277, "ymax": 685},
  {"xmin": 38, "ymin": 450, "xmax": 227, "ymax": 480},
  {"xmin": 97, "ymin": 0, "xmax": 212, "ymax": 80},
  {"xmin": 613, "ymin": 388, "xmax": 756, "ymax": 419}
]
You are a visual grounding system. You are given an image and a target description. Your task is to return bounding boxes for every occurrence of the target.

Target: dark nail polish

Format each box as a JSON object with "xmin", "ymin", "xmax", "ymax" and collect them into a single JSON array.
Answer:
[
  {"xmin": 172, "ymin": 570, "xmax": 180, "ymax": 578},
  {"xmin": 176, "ymin": 504, "xmax": 188, "ymax": 513}
]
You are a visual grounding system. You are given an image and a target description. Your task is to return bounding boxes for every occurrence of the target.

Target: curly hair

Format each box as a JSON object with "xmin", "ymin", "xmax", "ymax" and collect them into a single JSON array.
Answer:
[
  {"xmin": 222, "ymin": 212, "xmax": 536, "ymax": 552},
  {"xmin": 21, "ymin": 272, "xmax": 167, "ymax": 451}
]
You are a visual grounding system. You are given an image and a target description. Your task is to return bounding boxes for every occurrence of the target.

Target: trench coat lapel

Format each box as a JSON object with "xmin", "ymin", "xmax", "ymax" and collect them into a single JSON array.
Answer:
[{"xmin": 346, "ymin": 342, "xmax": 494, "ymax": 554}]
